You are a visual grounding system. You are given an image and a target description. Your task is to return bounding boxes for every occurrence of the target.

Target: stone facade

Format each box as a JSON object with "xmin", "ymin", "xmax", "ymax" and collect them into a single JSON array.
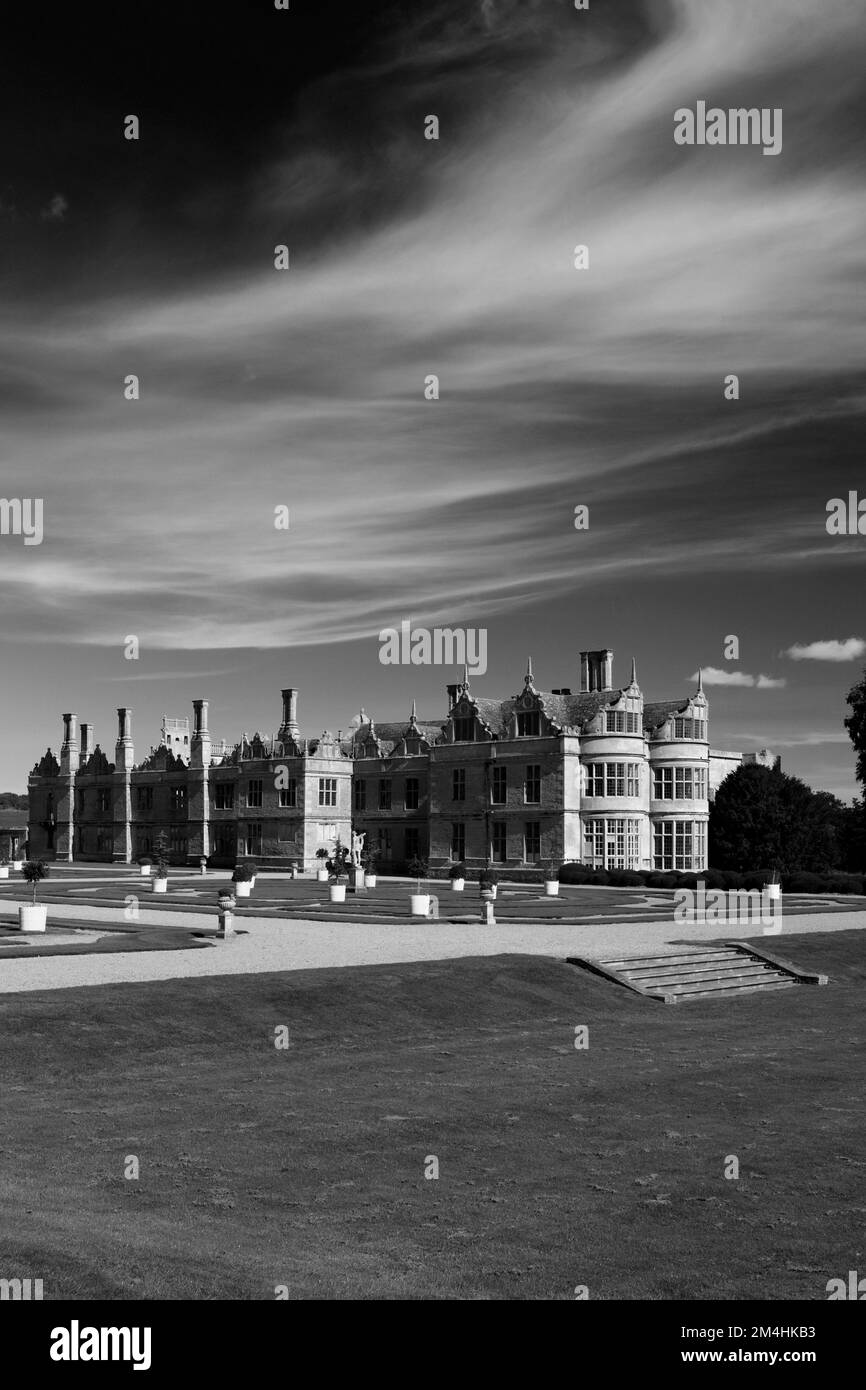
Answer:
[{"xmin": 26, "ymin": 651, "xmax": 774, "ymax": 874}]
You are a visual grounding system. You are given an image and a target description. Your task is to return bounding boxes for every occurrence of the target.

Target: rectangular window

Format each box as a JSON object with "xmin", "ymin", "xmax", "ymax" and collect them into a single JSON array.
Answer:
[
  {"xmin": 654, "ymin": 819, "xmax": 700, "ymax": 870},
  {"xmin": 378, "ymin": 828, "xmax": 393, "ymax": 860},
  {"xmin": 491, "ymin": 766, "xmax": 506, "ymax": 804},
  {"xmin": 606, "ymin": 710, "xmax": 625, "ymax": 733},
  {"xmin": 524, "ymin": 821, "xmax": 541, "ymax": 862},
  {"xmin": 693, "ymin": 719, "xmax": 706, "ymax": 742},
  {"xmin": 169, "ymin": 827, "xmax": 188, "ymax": 857},
  {"xmin": 517, "ymin": 711, "xmax": 540, "ymax": 737},
  {"xmin": 694, "ymin": 767, "xmax": 706, "ymax": 800},
  {"xmin": 453, "ymin": 767, "xmax": 467, "ymax": 802},
  {"xmin": 317, "ymin": 823, "xmax": 337, "ymax": 841},
  {"xmin": 136, "ymin": 786, "xmax": 153, "ymax": 810},
  {"xmin": 674, "ymin": 767, "xmax": 692, "ymax": 799},
  {"xmin": 524, "ymin": 764, "xmax": 541, "ymax": 804},
  {"xmin": 605, "ymin": 763, "xmax": 625, "ymax": 797},
  {"xmin": 450, "ymin": 822, "xmax": 465, "ymax": 861},
  {"xmin": 78, "ymin": 790, "xmax": 86, "ymax": 814},
  {"xmin": 279, "ymin": 779, "xmax": 297, "ymax": 808},
  {"xmin": 170, "ymin": 786, "xmax": 187, "ymax": 815},
  {"xmin": 404, "ymin": 777, "xmax": 419, "ymax": 811},
  {"xmin": 587, "ymin": 763, "xmax": 605, "ymax": 797},
  {"xmin": 353, "ymin": 779, "xmax": 366, "ymax": 812},
  {"xmin": 492, "ymin": 821, "xmax": 507, "ymax": 863},
  {"xmin": 247, "ymin": 779, "xmax": 263, "ymax": 808},
  {"xmin": 404, "ymin": 827, "xmax": 421, "ymax": 860},
  {"xmin": 214, "ymin": 783, "xmax": 234, "ymax": 810},
  {"xmin": 212, "ymin": 825, "xmax": 235, "ymax": 858},
  {"xmin": 319, "ymin": 777, "xmax": 337, "ymax": 807},
  {"xmin": 378, "ymin": 778, "xmax": 392, "ymax": 811},
  {"xmin": 97, "ymin": 789, "xmax": 111, "ymax": 815},
  {"xmin": 653, "ymin": 767, "xmax": 674, "ymax": 800},
  {"xmin": 454, "ymin": 717, "xmax": 475, "ymax": 742},
  {"xmin": 626, "ymin": 712, "xmax": 641, "ymax": 734},
  {"xmin": 627, "ymin": 819, "xmax": 641, "ymax": 867},
  {"xmin": 245, "ymin": 823, "xmax": 262, "ymax": 857},
  {"xmin": 693, "ymin": 821, "xmax": 706, "ymax": 869},
  {"xmin": 135, "ymin": 831, "xmax": 152, "ymax": 856},
  {"xmin": 585, "ymin": 818, "xmax": 605, "ymax": 866},
  {"xmin": 627, "ymin": 763, "xmax": 640, "ymax": 797}
]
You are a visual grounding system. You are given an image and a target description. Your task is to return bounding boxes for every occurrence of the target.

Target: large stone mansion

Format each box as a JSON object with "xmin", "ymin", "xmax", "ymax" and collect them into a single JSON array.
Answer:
[{"xmin": 26, "ymin": 650, "xmax": 776, "ymax": 875}]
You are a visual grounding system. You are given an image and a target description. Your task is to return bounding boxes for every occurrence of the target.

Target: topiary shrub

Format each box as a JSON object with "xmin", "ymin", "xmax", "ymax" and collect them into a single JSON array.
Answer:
[
  {"xmin": 607, "ymin": 869, "xmax": 643, "ymax": 887},
  {"xmin": 559, "ymin": 863, "xmax": 593, "ymax": 885}
]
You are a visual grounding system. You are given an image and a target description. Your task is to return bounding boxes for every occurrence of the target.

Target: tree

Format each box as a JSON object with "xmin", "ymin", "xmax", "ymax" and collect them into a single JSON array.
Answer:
[
  {"xmin": 845, "ymin": 669, "xmax": 866, "ymax": 790},
  {"xmin": 709, "ymin": 764, "xmax": 843, "ymax": 874}
]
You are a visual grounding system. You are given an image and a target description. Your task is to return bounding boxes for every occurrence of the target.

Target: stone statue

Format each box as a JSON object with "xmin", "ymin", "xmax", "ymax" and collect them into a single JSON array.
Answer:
[{"xmin": 351, "ymin": 831, "xmax": 366, "ymax": 867}]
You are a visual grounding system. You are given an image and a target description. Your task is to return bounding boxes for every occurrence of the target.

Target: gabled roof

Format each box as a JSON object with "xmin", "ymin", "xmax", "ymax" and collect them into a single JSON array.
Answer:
[
  {"xmin": 347, "ymin": 719, "xmax": 443, "ymax": 757},
  {"xmin": 643, "ymin": 699, "xmax": 691, "ymax": 732},
  {"xmin": 454, "ymin": 688, "xmax": 621, "ymax": 735}
]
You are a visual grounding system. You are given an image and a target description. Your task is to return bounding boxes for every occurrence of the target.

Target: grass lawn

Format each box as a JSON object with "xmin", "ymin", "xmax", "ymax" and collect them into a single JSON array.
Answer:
[{"xmin": 1, "ymin": 930, "xmax": 864, "ymax": 1300}]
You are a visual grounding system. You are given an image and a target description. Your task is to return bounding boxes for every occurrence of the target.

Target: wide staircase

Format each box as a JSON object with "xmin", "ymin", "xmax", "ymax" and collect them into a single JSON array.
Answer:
[{"xmin": 569, "ymin": 944, "xmax": 827, "ymax": 1003}]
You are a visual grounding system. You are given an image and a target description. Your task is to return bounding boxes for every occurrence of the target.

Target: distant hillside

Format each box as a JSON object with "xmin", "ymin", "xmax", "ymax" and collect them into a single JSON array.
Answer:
[{"xmin": 0, "ymin": 793, "xmax": 28, "ymax": 811}]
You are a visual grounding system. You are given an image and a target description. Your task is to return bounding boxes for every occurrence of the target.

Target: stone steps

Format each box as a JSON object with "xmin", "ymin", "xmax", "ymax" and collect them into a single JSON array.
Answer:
[{"xmin": 568, "ymin": 944, "xmax": 827, "ymax": 1003}]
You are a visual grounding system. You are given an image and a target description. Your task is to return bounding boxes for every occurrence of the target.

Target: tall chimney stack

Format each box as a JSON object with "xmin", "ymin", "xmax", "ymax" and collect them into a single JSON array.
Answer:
[
  {"xmin": 580, "ymin": 650, "xmax": 614, "ymax": 693},
  {"xmin": 280, "ymin": 688, "xmax": 300, "ymax": 740},
  {"xmin": 80, "ymin": 722, "xmax": 94, "ymax": 762}
]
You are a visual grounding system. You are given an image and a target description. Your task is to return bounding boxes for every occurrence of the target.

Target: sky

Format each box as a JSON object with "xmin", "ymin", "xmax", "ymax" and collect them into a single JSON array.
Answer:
[{"xmin": 1, "ymin": 0, "xmax": 865, "ymax": 799}]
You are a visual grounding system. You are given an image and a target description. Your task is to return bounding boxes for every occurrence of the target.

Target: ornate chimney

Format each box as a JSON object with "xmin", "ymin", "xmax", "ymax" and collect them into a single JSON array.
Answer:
[
  {"xmin": 60, "ymin": 712, "xmax": 80, "ymax": 773},
  {"xmin": 80, "ymin": 722, "xmax": 94, "ymax": 762},
  {"xmin": 580, "ymin": 649, "xmax": 614, "ymax": 693}
]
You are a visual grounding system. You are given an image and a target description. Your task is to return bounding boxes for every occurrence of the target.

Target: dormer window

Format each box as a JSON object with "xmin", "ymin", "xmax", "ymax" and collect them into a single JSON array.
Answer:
[
  {"xmin": 517, "ymin": 711, "xmax": 540, "ymax": 737},
  {"xmin": 454, "ymin": 717, "xmax": 475, "ymax": 742}
]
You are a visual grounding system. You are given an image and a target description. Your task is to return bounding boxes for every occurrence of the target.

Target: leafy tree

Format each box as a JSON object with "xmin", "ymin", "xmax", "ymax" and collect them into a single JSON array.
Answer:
[
  {"xmin": 709, "ymin": 764, "xmax": 843, "ymax": 874},
  {"xmin": 845, "ymin": 669, "xmax": 866, "ymax": 790}
]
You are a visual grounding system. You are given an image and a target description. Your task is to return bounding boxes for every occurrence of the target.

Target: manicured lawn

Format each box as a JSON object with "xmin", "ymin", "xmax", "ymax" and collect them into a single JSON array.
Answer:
[{"xmin": 1, "ymin": 931, "xmax": 864, "ymax": 1299}]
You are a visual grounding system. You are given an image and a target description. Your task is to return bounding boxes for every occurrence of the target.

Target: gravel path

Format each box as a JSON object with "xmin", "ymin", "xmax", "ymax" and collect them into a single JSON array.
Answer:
[{"xmin": 0, "ymin": 902, "xmax": 864, "ymax": 994}]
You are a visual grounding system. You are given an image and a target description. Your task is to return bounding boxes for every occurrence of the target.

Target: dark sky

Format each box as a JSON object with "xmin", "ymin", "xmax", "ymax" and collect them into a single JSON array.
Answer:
[{"xmin": 1, "ymin": 0, "xmax": 865, "ymax": 798}]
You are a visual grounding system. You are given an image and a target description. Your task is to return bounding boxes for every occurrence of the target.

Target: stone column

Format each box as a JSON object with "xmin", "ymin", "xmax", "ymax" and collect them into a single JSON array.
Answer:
[
  {"xmin": 188, "ymin": 698, "xmax": 212, "ymax": 865},
  {"xmin": 113, "ymin": 707, "xmax": 134, "ymax": 864},
  {"xmin": 56, "ymin": 713, "xmax": 79, "ymax": 862}
]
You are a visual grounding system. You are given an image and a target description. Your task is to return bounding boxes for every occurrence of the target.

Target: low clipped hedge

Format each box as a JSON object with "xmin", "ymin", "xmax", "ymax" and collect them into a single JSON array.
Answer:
[{"xmin": 557, "ymin": 863, "xmax": 866, "ymax": 895}]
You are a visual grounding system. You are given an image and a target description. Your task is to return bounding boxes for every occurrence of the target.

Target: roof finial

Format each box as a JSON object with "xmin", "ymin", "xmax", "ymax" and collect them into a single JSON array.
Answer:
[
  {"xmin": 630, "ymin": 656, "xmax": 637, "ymax": 686},
  {"xmin": 462, "ymin": 662, "xmax": 471, "ymax": 692},
  {"xmin": 409, "ymin": 697, "xmax": 418, "ymax": 726},
  {"xmin": 697, "ymin": 667, "xmax": 703, "ymax": 694},
  {"xmin": 525, "ymin": 656, "xmax": 534, "ymax": 687}
]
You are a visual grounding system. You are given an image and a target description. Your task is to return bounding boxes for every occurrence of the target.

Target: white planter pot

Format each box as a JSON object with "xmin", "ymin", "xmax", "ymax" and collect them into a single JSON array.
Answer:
[
  {"xmin": 330, "ymin": 884, "xmax": 347, "ymax": 903},
  {"xmin": 450, "ymin": 878, "xmax": 465, "ymax": 892},
  {"xmin": 140, "ymin": 864, "xmax": 152, "ymax": 876},
  {"xmin": 317, "ymin": 869, "xmax": 329, "ymax": 882},
  {"xmin": 19, "ymin": 904, "xmax": 47, "ymax": 932},
  {"xmin": 153, "ymin": 877, "xmax": 168, "ymax": 893},
  {"xmin": 365, "ymin": 874, "xmax": 377, "ymax": 888},
  {"xmin": 410, "ymin": 893, "xmax": 430, "ymax": 916},
  {"xmin": 234, "ymin": 881, "xmax": 252, "ymax": 898},
  {"xmin": 481, "ymin": 885, "xmax": 498, "ymax": 899},
  {"xmin": 545, "ymin": 881, "xmax": 560, "ymax": 896},
  {"xmin": 764, "ymin": 883, "xmax": 781, "ymax": 900},
  {"xmin": 12, "ymin": 860, "xmax": 23, "ymax": 871},
  {"xmin": 0, "ymin": 866, "xmax": 9, "ymax": 879}
]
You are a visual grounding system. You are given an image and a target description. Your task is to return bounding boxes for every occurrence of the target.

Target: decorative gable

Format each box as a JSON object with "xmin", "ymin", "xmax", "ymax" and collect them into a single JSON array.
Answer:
[{"xmin": 32, "ymin": 748, "xmax": 60, "ymax": 778}]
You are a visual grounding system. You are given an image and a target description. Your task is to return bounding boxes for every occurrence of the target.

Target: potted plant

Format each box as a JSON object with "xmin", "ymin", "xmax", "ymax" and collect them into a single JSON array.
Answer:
[
  {"xmin": 479, "ymin": 865, "xmax": 499, "ymax": 899},
  {"xmin": 19, "ymin": 859, "xmax": 50, "ymax": 932},
  {"xmin": 247, "ymin": 862, "xmax": 258, "ymax": 888},
  {"xmin": 544, "ymin": 862, "xmax": 561, "ymax": 897},
  {"xmin": 12, "ymin": 852, "xmax": 24, "ymax": 871},
  {"xmin": 315, "ymin": 847, "xmax": 330, "ymax": 882},
  {"xmin": 763, "ymin": 867, "xmax": 782, "ymax": 902},
  {"xmin": 138, "ymin": 854, "xmax": 153, "ymax": 878},
  {"xmin": 232, "ymin": 863, "xmax": 254, "ymax": 898},
  {"xmin": 217, "ymin": 886, "xmax": 236, "ymax": 910},
  {"xmin": 152, "ymin": 834, "xmax": 169, "ymax": 893},
  {"xmin": 0, "ymin": 854, "xmax": 9, "ymax": 880},
  {"xmin": 361, "ymin": 847, "xmax": 378, "ymax": 889},
  {"xmin": 327, "ymin": 839, "xmax": 350, "ymax": 902},
  {"xmin": 408, "ymin": 855, "xmax": 430, "ymax": 916},
  {"xmin": 449, "ymin": 862, "xmax": 466, "ymax": 892}
]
